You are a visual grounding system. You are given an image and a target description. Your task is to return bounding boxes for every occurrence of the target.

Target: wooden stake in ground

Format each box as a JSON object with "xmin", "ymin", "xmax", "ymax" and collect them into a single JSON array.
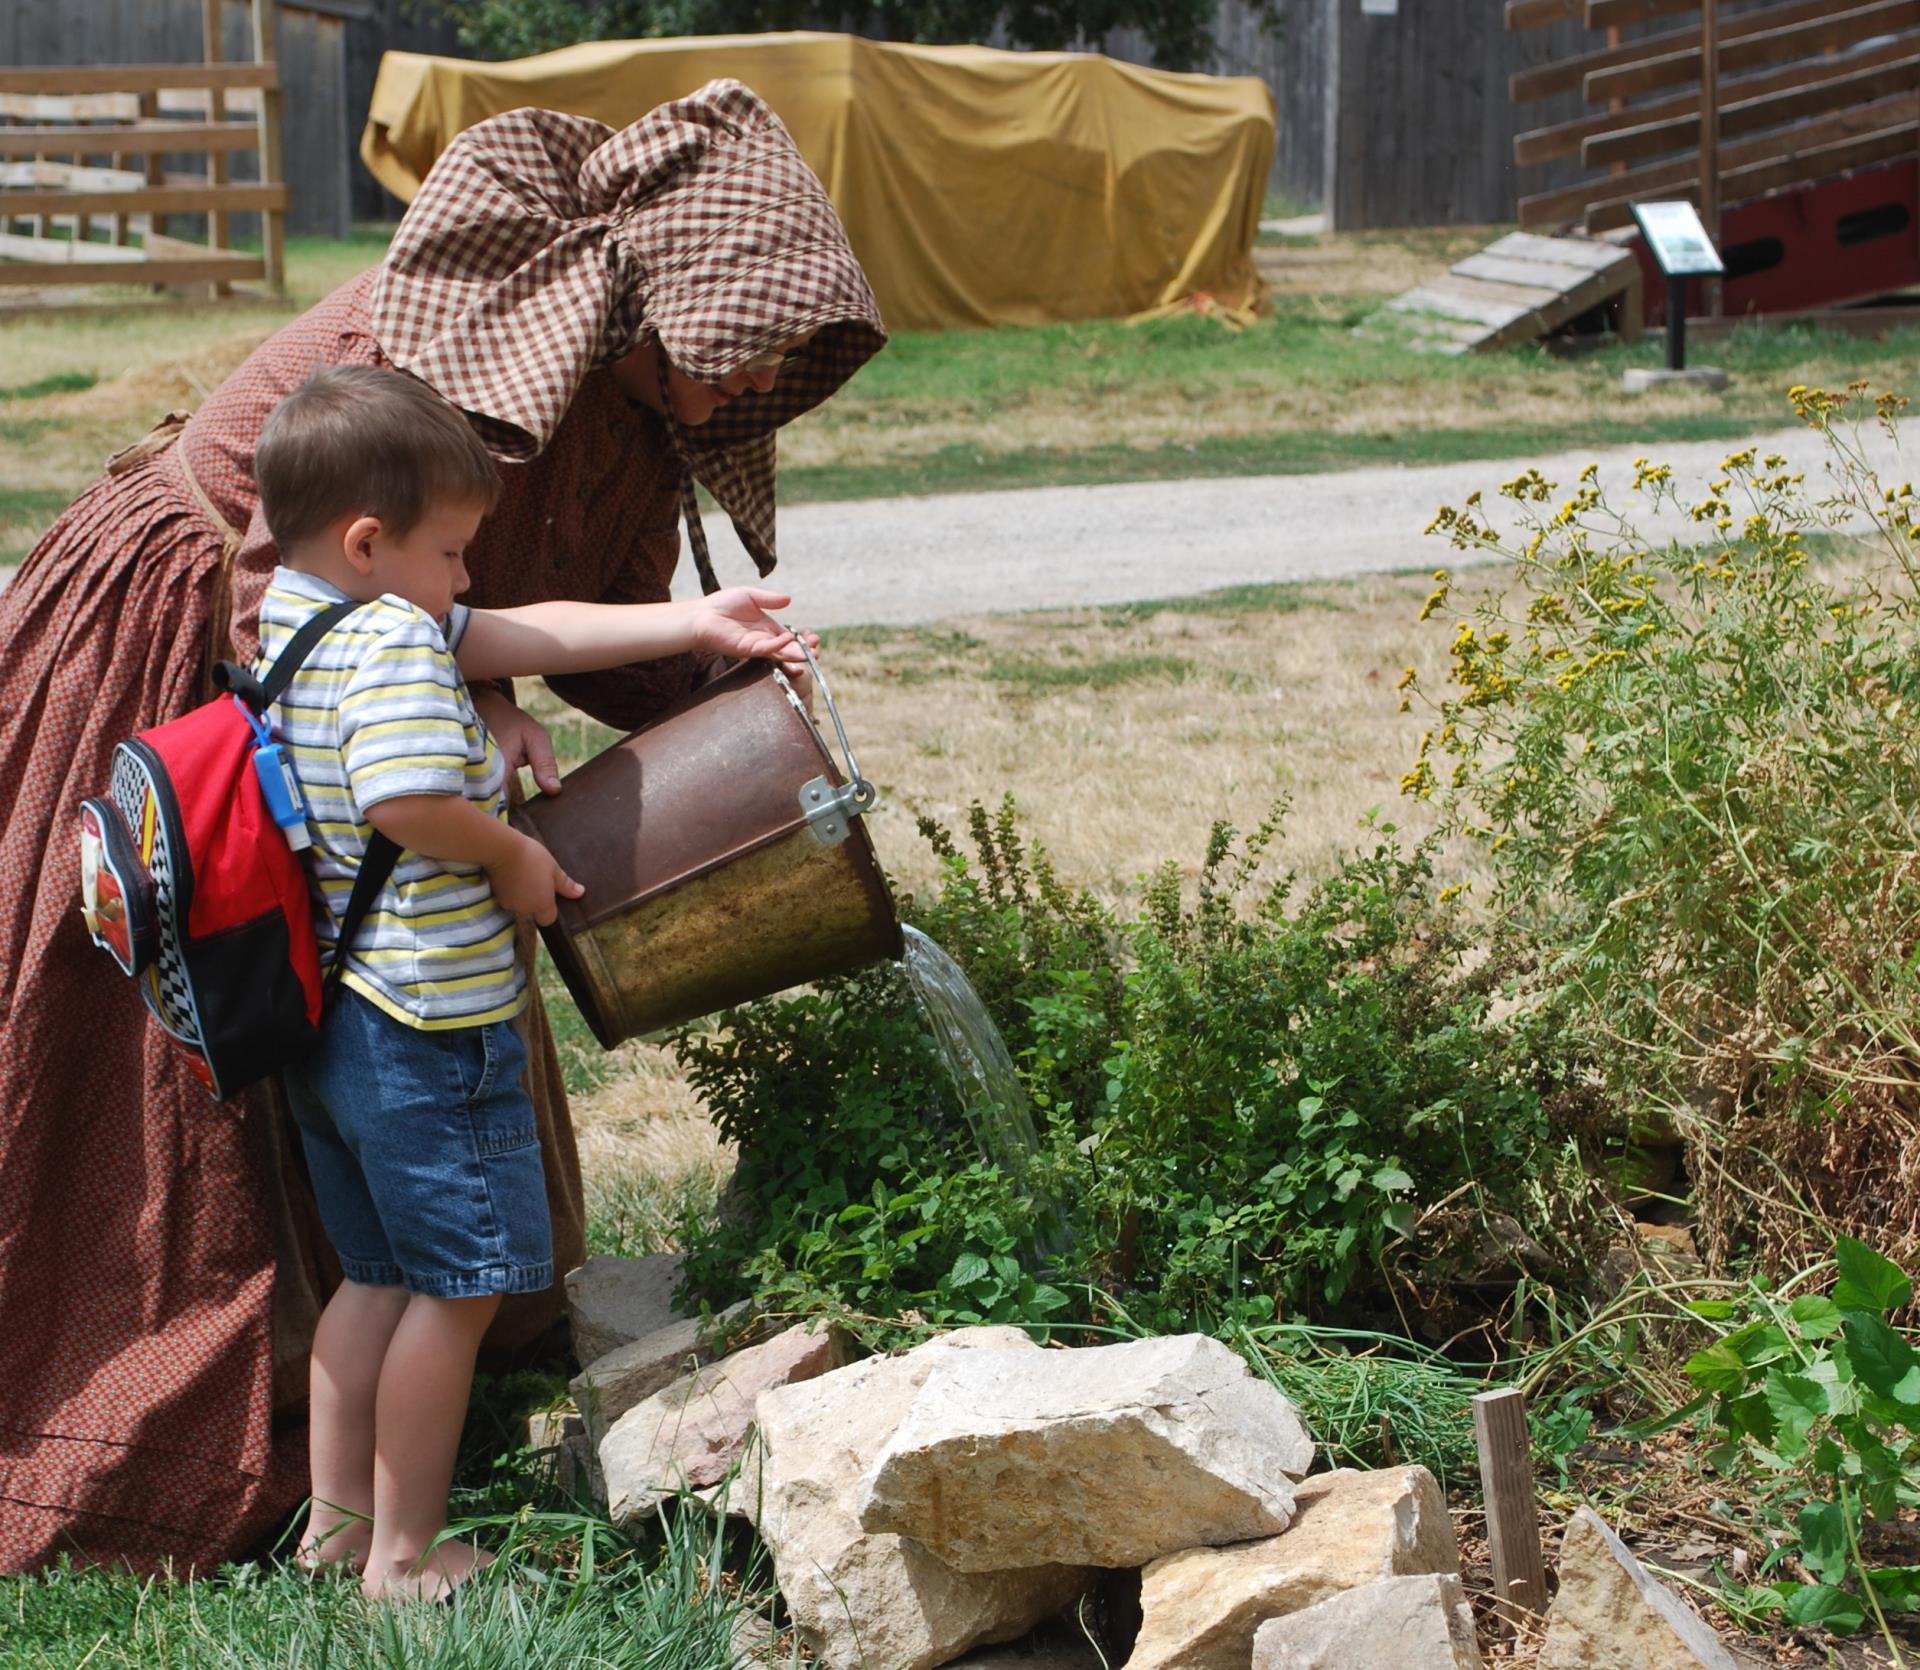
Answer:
[{"xmin": 1473, "ymin": 1387, "xmax": 1549, "ymax": 1631}]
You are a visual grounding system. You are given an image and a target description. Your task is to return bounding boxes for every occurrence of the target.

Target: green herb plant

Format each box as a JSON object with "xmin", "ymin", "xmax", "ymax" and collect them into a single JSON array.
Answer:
[
  {"xmin": 674, "ymin": 797, "xmax": 1594, "ymax": 1344},
  {"xmin": 1683, "ymin": 1236, "xmax": 1920, "ymax": 1646}
]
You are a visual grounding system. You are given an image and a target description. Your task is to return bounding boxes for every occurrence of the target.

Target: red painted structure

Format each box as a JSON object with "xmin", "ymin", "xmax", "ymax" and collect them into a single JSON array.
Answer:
[{"xmin": 1630, "ymin": 161, "xmax": 1919, "ymax": 325}]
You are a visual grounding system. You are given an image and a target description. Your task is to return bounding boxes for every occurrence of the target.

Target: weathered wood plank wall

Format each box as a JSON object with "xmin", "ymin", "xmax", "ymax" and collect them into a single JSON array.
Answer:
[
  {"xmin": 1113, "ymin": 0, "xmax": 1595, "ymax": 227},
  {"xmin": 342, "ymin": 0, "xmax": 463, "ymax": 222},
  {"xmin": 1326, "ymin": 0, "xmax": 1589, "ymax": 228}
]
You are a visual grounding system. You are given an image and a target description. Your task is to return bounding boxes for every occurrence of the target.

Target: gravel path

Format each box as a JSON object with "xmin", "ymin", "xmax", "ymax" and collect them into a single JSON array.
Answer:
[
  {"xmin": 3, "ymin": 421, "xmax": 1897, "ymax": 619},
  {"xmin": 679, "ymin": 421, "xmax": 1901, "ymax": 626}
]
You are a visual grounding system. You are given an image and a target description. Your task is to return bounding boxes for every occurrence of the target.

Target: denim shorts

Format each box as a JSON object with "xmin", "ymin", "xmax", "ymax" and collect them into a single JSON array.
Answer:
[{"xmin": 282, "ymin": 987, "xmax": 553, "ymax": 1298}]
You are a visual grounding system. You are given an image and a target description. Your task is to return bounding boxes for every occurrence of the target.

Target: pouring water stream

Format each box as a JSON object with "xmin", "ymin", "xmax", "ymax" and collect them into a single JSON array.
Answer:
[{"xmin": 899, "ymin": 925, "xmax": 1042, "ymax": 1168}]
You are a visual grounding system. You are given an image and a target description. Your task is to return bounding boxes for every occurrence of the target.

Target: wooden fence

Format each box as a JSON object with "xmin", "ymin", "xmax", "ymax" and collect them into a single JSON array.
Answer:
[
  {"xmin": 0, "ymin": 0, "xmax": 287, "ymax": 293},
  {"xmin": 1507, "ymin": 0, "xmax": 1920, "ymax": 241}
]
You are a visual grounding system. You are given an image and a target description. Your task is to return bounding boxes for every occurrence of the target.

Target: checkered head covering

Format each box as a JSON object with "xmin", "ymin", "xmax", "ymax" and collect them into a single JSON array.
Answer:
[{"xmin": 369, "ymin": 81, "xmax": 886, "ymax": 588}]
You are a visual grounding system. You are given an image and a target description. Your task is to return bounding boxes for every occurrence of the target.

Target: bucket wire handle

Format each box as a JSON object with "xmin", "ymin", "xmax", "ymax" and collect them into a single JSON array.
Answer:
[{"xmin": 784, "ymin": 625, "xmax": 877, "ymax": 818}]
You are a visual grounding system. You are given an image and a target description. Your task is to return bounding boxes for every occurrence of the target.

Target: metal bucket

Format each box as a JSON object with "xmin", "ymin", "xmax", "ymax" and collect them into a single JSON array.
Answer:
[{"xmin": 511, "ymin": 643, "xmax": 900, "ymax": 1048}]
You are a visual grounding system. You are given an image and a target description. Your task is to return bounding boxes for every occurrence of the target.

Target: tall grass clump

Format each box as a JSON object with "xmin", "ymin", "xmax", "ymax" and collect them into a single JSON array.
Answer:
[
  {"xmin": 1405, "ymin": 383, "xmax": 1920, "ymax": 1278},
  {"xmin": 3, "ymin": 1500, "xmax": 768, "ymax": 1669}
]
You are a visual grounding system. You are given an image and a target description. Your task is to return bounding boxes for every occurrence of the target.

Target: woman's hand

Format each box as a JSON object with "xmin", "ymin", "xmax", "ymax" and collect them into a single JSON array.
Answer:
[
  {"xmin": 472, "ymin": 686, "xmax": 563, "ymax": 796},
  {"xmin": 689, "ymin": 588, "xmax": 818, "ymax": 678}
]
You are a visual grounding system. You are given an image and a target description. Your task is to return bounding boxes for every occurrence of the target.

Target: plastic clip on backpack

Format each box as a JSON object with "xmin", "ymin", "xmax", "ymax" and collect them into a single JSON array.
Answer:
[{"xmin": 79, "ymin": 601, "xmax": 399, "ymax": 1101}]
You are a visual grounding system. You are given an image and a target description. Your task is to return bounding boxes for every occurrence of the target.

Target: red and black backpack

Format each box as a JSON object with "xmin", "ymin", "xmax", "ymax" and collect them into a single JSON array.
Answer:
[{"xmin": 79, "ymin": 600, "xmax": 398, "ymax": 1101}]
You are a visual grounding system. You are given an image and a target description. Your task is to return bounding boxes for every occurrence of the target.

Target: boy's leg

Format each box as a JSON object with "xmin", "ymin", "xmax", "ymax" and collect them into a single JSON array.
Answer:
[
  {"xmin": 363, "ymin": 1290, "xmax": 503, "ymax": 1601},
  {"xmin": 302, "ymin": 1278, "xmax": 409, "ymax": 1569}
]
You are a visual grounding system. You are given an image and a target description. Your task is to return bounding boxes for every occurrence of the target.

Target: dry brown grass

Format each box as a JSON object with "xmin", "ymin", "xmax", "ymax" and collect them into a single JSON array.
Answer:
[
  {"xmin": 570, "ymin": 1040, "xmax": 733, "ymax": 1184},
  {"xmin": 812, "ymin": 575, "xmax": 1463, "ymax": 906},
  {"xmin": 1254, "ymin": 225, "xmax": 1498, "ymax": 298}
]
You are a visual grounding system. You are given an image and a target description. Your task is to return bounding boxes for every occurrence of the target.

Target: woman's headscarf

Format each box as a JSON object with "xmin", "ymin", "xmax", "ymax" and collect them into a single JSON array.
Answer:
[{"xmin": 369, "ymin": 80, "xmax": 886, "ymax": 589}]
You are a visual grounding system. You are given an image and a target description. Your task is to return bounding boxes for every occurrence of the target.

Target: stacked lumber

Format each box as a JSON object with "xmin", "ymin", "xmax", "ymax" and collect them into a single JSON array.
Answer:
[
  {"xmin": 1508, "ymin": 0, "xmax": 1920, "ymax": 236},
  {"xmin": 0, "ymin": 0, "xmax": 287, "ymax": 295}
]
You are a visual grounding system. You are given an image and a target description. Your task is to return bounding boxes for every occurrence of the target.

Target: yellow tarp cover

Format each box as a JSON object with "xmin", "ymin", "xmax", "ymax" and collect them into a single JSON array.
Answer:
[{"xmin": 361, "ymin": 32, "xmax": 1275, "ymax": 332}]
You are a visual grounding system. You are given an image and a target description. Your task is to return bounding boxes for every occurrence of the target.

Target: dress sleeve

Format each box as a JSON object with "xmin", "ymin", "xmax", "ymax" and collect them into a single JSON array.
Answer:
[{"xmin": 542, "ymin": 520, "xmax": 704, "ymax": 731}]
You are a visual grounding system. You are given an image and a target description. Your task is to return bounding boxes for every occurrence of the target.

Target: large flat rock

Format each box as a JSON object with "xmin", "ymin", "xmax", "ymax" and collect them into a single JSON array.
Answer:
[
  {"xmin": 749, "ymin": 1327, "xmax": 1089, "ymax": 1670},
  {"xmin": 602, "ymin": 1321, "xmax": 847, "ymax": 1525},
  {"xmin": 1253, "ymin": 1573, "xmax": 1483, "ymax": 1668},
  {"xmin": 1538, "ymin": 1508, "xmax": 1740, "ymax": 1670},
  {"xmin": 1126, "ymin": 1465, "xmax": 1461, "ymax": 1670},
  {"xmin": 570, "ymin": 1301, "xmax": 748, "ymax": 1451},
  {"xmin": 858, "ymin": 1333, "xmax": 1315, "ymax": 1571},
  {"xmin": 563, "ymin": 1253, "xmax": 687, "ymax": 1368}
]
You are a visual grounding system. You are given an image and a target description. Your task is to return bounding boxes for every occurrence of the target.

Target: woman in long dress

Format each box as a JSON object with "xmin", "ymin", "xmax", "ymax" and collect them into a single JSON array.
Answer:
[{"xmin": 0, "ymin": 80, "xmax": 884, "ymax": 1573}]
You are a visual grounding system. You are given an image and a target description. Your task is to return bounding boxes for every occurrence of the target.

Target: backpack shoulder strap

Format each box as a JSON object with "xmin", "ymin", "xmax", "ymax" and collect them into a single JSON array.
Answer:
[
  {"xmin": 324, "ymin": 831, "xmax": 402, "ymax": 998},
  {"xmin": 204, "ymin": 597, "xmax": 403, "ymax": 997},
  {"xmin": 212, "ymin": 598, "xmax": 366, "ymax": 713}
]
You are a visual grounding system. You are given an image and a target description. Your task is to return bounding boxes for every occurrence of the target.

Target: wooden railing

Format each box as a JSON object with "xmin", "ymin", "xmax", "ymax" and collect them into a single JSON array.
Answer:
[
  {"xmin": 1507, "ymin": 0, "xmax": 1920, "ymax": 241},
  {"xmin": 0, "ymin": 0, "xmax": 287, "ymax": 295}
]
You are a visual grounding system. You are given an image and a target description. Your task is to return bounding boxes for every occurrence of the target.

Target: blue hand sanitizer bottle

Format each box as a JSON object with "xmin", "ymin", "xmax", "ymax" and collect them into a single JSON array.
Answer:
[{"xmin": 235, "ymin": 697, "xmax": 312, "ymax": 852}]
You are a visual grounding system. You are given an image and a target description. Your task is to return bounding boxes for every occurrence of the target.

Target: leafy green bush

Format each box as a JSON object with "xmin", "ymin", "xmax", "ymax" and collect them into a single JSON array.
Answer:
[
  {"xmin": 1684, "ymin": 1236, "xmax": 1920, "ymax": 1643},
  {"xmin": 1407, "ymin": 385, "xmax": 1920, "ymax": 1273},
  {"xmin": 675, "ymin": 799, "xmax": 1591, "ymax": 1340}
]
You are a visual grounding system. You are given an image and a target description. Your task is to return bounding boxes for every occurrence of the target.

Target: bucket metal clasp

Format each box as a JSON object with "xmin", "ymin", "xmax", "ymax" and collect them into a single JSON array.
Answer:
[{"xmin": 779, "ymin": 627, "xmax": 877, "ymax": 847}]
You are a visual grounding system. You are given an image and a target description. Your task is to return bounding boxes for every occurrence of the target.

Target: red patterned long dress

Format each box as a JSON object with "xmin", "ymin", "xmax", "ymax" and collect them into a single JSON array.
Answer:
[{"xmin": 0, "ymin": 271, "xmax": 697, "ymax": 1574}]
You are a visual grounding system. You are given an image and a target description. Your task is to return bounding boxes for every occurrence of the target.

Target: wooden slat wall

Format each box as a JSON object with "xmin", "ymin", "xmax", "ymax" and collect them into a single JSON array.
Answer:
[
  {"xmin": 1508, "ymin": 0, "xmax": 1920, "ymax": 234},
  {"xmin": 1, "ymin": 0, "xmax": 348, "ymax": 237}
]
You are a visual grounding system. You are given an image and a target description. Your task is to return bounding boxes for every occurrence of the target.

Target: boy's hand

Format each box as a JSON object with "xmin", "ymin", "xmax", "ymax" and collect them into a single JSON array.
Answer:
[
  {"xmin": 689, "ymin": 588, "xmax": 819, "ymax": 678},
  {"xmin": 484, "ymin": 829, "xmax": 584, "ymax": 925}
]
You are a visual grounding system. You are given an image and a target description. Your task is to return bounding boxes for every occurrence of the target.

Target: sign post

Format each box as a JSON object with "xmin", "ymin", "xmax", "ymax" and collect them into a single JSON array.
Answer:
[{"xmin": 1625, "ymin": 201, "xmax": 1729, "ymax": 392}]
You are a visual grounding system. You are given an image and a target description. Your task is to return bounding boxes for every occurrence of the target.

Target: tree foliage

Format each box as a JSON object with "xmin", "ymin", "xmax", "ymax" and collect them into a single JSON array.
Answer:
[{"xmin": 419, "ymin": 0, "xmax": 1245, "ymax": 73}]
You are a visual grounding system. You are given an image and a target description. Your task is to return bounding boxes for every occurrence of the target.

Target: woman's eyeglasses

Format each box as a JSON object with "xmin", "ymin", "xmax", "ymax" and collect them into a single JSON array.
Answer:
[{"xmin": 742, "ymin": 346, "xmax": 811, "ymax": 376}]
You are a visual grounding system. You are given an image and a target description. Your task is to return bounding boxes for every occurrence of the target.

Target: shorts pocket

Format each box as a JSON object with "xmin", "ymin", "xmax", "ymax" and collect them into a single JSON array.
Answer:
[{"xmin": 477, "ymin": 1121, "xmax": 538, "ymax": 1157}]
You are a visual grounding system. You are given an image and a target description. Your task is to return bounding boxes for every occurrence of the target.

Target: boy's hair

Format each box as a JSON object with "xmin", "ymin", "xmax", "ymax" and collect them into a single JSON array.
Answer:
[{"xmin": 255, "ymin": 365, "xmax": 499, "ymax": 550}]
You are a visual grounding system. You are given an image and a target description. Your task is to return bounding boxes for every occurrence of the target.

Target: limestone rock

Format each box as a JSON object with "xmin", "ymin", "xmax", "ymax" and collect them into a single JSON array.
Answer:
[
  {"xmin": 601, "ymin": 1322, "xmax": 848, "ymax": 1525},
  {"xmin": 729, "ymin": 1608, "xmax": 779, "ymax": 1664},
  {"xmin": 569, "ymin": 1301, "xmax": 748, "ymax": 1448},
  {"xmin": 564, "ymin": 1253, "xmax": 687, "ymax": 1368},
  {"xmin": 858, "ymin": 1333, "xmax": 1315, "ymax": 1571},
  {"xmin": 1252, "ymin": 1573, "xmax": 1483, "ymax": 1668},
  {"xmin": 749, "ymin": 1327, "xmax": 1090, "ymax": 1670},
  {"xmin": 1126, "ymin": 1465, "xmax": 1461, "ymax": 1670},
  {"xmin": 1538, "ymin": 1508, "xmax": 1739, "ymax": 1670}
]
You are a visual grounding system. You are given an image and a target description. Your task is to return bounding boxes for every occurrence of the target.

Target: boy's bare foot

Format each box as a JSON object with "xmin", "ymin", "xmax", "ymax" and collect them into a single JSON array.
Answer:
[
  {"xmin": 295, "ymin": 1509, "xmax": 372, "ymax": 1575},
  {"xmin": 363, "ymin": 1538, "xmax": 495, "ymax": 1604}
]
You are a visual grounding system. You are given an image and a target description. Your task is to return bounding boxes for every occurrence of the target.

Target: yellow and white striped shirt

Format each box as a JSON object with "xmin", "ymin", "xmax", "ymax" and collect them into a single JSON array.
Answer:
[{"xmin": 258, "ymin": 567, "xmax": 524, "ymax": 1030}]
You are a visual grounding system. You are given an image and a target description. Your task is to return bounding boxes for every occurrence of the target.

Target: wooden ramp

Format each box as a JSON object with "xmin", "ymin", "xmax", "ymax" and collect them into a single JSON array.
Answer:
[{"xmin": 1373, "ymin": 232, "xmax": 1643, "ymax": 354}]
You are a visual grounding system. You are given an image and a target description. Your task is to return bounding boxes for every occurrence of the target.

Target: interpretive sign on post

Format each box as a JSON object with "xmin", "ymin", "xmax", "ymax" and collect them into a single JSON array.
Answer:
[{"xmin": 1631, "ymin": 201, "xmax": 1724, "ymax": 372}]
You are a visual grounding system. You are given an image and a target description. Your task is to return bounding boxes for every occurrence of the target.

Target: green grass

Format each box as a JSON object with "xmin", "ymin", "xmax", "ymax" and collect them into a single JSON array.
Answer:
[
  {"xmin": 779, "ymin": 412, "xmax": 1780, "ymax": 502},
  {"xmin": 1098, "ymin": 579, "xmax": 1329, "ymax": 622},
  {"xmin": 0, "ymin": 1515, "xmax": 770, "ymax": 1669},
  {"xmin": 0, "ymin": 371, "xmax": 95, "ymax": 401},
  {"xmin": 1, "ymin": 1358, "xmax": 777, "ymax": 1669},
  {"xmin": 988, "ymin": 652, "xmax": 1196, "ymax": 692}
]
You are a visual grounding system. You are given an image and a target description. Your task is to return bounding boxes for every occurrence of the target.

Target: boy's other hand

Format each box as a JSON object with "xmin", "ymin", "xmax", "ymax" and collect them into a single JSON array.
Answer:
[
  {"xmin": 485, "ymin": 830, "xmax": 584, "ymax": 925},
  {"xmin": 690, "ymin": 589, "xmax": 819, "ymax": 673}
]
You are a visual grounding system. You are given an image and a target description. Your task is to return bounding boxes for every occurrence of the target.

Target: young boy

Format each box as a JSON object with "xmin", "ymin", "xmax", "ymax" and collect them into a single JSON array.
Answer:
[{"xmin": 253, "ymin": 365, "xmax": 810, "ymax": 1601}]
